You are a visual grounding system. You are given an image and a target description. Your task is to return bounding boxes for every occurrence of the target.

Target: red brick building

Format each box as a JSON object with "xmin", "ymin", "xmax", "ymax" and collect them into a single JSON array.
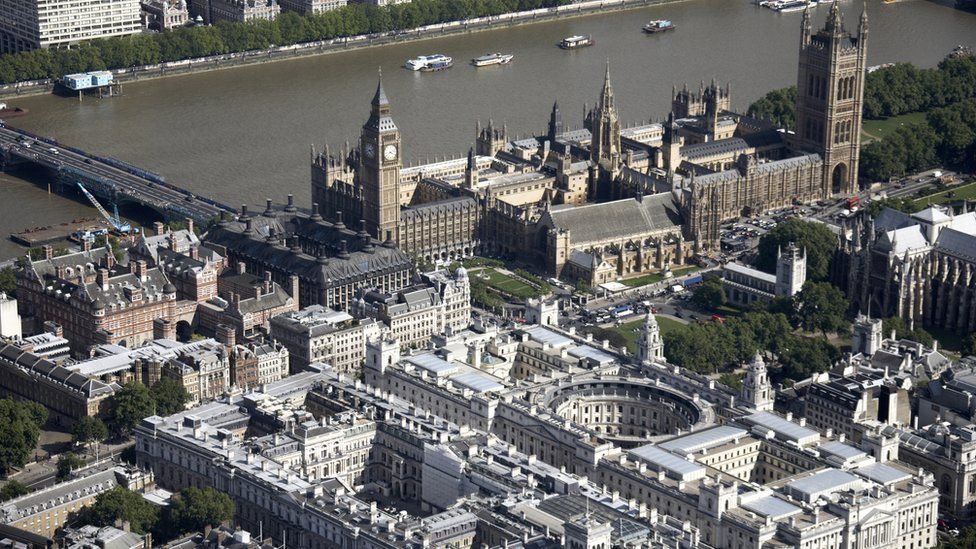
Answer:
[{"xmin": 17, "ymin": 245, "xmax": 181, "ymax": 353}]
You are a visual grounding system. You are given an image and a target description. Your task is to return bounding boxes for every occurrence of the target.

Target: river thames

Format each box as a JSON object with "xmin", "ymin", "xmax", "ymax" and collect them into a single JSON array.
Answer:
[{"xmin": 1, "ymin": 0, "xmax": 974, "ymax": 257}]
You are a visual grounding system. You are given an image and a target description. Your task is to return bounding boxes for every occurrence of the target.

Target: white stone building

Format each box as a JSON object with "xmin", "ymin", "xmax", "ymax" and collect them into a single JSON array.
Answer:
[{"xmin": 0, "ymin": 0, "xmax": 141, "ymax": 53}]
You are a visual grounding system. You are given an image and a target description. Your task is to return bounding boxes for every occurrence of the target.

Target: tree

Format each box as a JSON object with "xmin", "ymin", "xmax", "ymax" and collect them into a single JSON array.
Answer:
[
  {"xmin": 151, "ymin": 378, "xmax": 191, "ymax": 417},
  {"xmin": 775, "ymin": 336, "xmax": 839, "ymax": 383},
  {"xmin": 791, "ymin": 281, "xmax": 849, "ymax": 337},
  {"xmin": 169, "ymin": 487, "xmax": 235, "ymax": 534},
  {"xmin": 746, "ymin": 86, "xmax": 797, "ymax": 129},
  {"xmin": 867, "ymin": 196, "xmax": 920, "ymax": 217},
  {"xmin": 718, "ymin": 372, "xmax": 744, "ymax": 391},
  {"xmin": 0, "ymin": 398, "xmax": 48, "ymax": 477},
  {"xmin": 881, "ymin": 316, "xmax": 935, "ymax": 347},
  {"xmin": 0, "ymin": 480, "xmax": 29, "ymax": 501},
  {"xmin": 0, "ymin": 266, "xmax": 14, "ymax": 296},
  {"xmin": 111, "ymin": 382, "xmax": 156, "ymax": 437},
  {"xmin": 57, "ymin": 452, "xmax": 84, "ymax": 480},
  {"xmin": 963, "ymin": 332, "xmax": 976, "ymax": 357},
  {"xmin": 691, "ymin": 279, "xmax": 726, "ymax": 310},
  {"xmin": 755, "ymin": 218, "xmax": 838, "ymax": 281},
  {"xmin": 72, "ymin": 416, "xmax": 108, "ymax": 447},
  {"xmin": 70, "ymin": 487, "xmax": 160, "ymax": 534}
]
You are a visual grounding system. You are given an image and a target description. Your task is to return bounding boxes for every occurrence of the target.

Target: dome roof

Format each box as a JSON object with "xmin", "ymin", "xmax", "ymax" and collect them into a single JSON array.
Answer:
[{"xmin": 163, "ymin": 282, "xmax": 177, "ymax": 294}]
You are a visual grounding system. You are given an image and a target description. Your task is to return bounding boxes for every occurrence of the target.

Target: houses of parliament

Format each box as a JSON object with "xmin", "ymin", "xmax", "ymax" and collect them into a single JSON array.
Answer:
[{"xmin": 311, "ymin": 3, "xmax": 868, "ymax": 287}]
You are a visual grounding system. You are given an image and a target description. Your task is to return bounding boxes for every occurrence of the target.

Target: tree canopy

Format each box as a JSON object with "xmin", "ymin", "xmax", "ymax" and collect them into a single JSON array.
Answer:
[
  {"xmin": 791, "ymin": 281, "xmax": 850, "ymax": 336},
  {"xmin": 691, "ymin": 278, "xmax": 726, "ymax": 310},
  {"xmin": 662, "ymin": 310, "xmax": 835, "ymax": 383},
  {"xmin": 72, "ymin": 416, "xmax": 108, "ymax": 446},
  {"xmin": 169, "ymin": 487, "xmax": 235, "ymax": 534},
  {"xmin": 881, "ymin": 316, "xmax": 934, "ymax": 347},
  {"xmin": 111, "ymin": 382, "xmax": 156, "ymax": 437},
  {"xmin": 151, "ymin": 378, "xmax": 191, "ymax": 417},
  {"xmin": 0, "ymin": 399, "xmax": 48, "ymax": 477},
  {"xmin": 0, "ymin": 267, "xmax": 15, "ymax": 296},
  {"xmin": 755, "ymin": 219, "xmax": 837, "ymax": 281},
  {"xmin": 70, "ymin": 487, "xmax": 160, "ymax": 534},
  {"xmin": 867, "ymin": 196, "xmax": 920, "ymax": 217},
  {"xmin": 746, "ymin": 86, "xmax": 797, "ymax": 129},
  {"xmin": 0, "ymin": 0, "xmax": 575, "ymax": 84},
  {"xmin": 0, "ymin": 480, "xmax": 29, "ymax": 502},
  {"xmin": 56, "ymin": 452, "xmax": 84, "ymax": 480}
]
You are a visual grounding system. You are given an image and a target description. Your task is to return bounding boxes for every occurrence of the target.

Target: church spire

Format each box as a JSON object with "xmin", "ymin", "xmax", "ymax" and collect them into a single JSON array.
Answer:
[
  {"xmin": 599, "ymin": 59, "xmax": 614, "ymax": 111},
  {"xmin": 372, "ymin": 68, "xmax": 389, "ymax": 108}
]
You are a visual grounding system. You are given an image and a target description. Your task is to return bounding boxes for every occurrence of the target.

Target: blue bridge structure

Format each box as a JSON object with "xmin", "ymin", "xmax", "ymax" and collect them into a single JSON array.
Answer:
[{"xmin": 0, "ymin": 123, "xmax": 235, "ymax": 225}]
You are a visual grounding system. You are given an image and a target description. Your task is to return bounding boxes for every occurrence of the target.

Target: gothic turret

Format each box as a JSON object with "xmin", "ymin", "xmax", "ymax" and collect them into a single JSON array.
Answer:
[
  {"xmin": 464, "ymin": 146, "xmax": 477, "ymax": 189},
  {"xmin": 547, "ymin": 100, "xmax": 563, "ymax": 142},
  {"xmin": 588, "ymin": 61, "xmax": 622, "ymax": 182}
]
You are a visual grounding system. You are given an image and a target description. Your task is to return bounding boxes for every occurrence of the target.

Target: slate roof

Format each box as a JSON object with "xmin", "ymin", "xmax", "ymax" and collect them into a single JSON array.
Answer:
[
  {"xmin": 874, "ymin": 208, "xmax": 914, "ymax": 232},
  {"xmin": 401, "ymin": 196, "xmax": 478, "ymax": 221},
  {"xmin": 692, "ymin": 153, "xmax": 821, "ymax": 186},
  {"xmin": 0, "ymin": 344, "xmax": 114, "ymax": 398},
  {"xmin": 681, "ymin": 137, "xmax": 750, "ymax": 161},
  {"xmin": 546, "ymin": 194, "xmax": 682, "ymax": 244},
  {"xmin": 27, "ymin": 247, "xmax": 111, "ymax": 281},
  {"xmin": 935, "ymin": 228, "xmax": 976, "ymax": 262},
  {"xmin": 237, "ymin": 285, "xmax": 294, "ymax": 315},
  {"xmin": 207, "ymin": 215, "xmax": 410, "ymax": 287}
]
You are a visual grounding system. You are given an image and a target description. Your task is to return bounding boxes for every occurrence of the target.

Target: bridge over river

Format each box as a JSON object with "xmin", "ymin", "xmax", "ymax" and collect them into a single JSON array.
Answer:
[{"xmin": 0, "ymin": 123, "xmax": 235, "ymax": 225}]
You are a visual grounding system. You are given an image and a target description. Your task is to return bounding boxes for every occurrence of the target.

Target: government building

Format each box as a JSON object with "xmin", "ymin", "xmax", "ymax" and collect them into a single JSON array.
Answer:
[{"xmin": 310, "ymin": 3, "xmax": 867, "ymax": 288}]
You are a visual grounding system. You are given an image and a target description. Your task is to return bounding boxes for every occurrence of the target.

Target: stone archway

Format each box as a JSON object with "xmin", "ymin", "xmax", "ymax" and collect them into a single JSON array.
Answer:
[{"xmin": 831, "ymin": 163, "xmax": 848, "ymax": 195}]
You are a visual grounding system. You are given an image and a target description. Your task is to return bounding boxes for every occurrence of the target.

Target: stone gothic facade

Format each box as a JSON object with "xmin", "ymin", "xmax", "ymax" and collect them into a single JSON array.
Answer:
[
  {"xmin": 842, "ymin": 206, "xmax": 976, "ymax": 336},
  {"xmin": 307, "ymin": 4, "xmax": 867, "ymax": 288}
]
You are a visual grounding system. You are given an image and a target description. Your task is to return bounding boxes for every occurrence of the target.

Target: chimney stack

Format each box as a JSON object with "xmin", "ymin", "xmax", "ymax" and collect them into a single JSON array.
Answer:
[
  {"xmin": 153, "ymin": 221, "xmax": 165, "ymax": 235},
  {"xmin": 289, "ymin": 274, "xmax": 299, "ymax": 300},
  {"xmin": 216, "ymin": 324, "xmax": 236, "ymax": 349},
  {"xmin": 153, "ymin": 318, "xmax": 176, "ymax": 340},
  {"xmin": 42, "ymin": 245, "xmax": 53, "ymax": 260},
  {"xmin": 263, "ymin": 271, "xmax": 271, "ymax": 295},
  {"xmin": 97, "ymin": 268, "xmax": 109, "ymax": 291},
  {"xmin": 186, "ymin": 218, "xmax": 194, "ymax": 236}
]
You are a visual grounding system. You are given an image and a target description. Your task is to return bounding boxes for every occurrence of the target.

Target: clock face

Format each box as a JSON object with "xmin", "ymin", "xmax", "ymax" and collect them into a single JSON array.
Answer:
[
  {"xmin": 364, "ymin": 143, "xmax": 375, "ymax": 158},
  {"xmin": 384, "ymin": 144, "xmax": 397, "ymax": 161}
]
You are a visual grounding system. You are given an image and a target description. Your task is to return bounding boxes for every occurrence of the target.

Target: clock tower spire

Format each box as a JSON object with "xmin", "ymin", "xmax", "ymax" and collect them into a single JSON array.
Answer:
[{"xmin": 360, "ymin": 69, "xmax": 402, "ymax": 241}]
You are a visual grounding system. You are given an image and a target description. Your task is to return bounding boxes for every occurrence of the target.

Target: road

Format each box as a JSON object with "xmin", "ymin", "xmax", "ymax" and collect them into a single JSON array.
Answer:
[{"xmin": 0, "ymin": 124, "xmax": 234, "ymax": 224}]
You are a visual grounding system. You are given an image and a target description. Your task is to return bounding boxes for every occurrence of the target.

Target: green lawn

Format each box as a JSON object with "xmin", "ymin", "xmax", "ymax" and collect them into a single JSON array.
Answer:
[
  {"xmin": 621, "ymin": 266, "xmax": 700, "ymax": 288},
  {"xmin": 914, "ymin": 181, "xmax": 976, "ymax": 208},
  {"xmin": 476, "ymin": 268, "xmax": 538, "ymax": 299},
  {"xmin": 605, "ymin": 315, "xmax": 687, "ymax": 353},
  {"xmin": 861, "ymin": 111, "xmax": 927, "ymax": 142}
]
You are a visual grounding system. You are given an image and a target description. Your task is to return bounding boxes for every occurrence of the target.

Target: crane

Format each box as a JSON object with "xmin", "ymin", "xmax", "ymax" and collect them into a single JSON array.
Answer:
[{"xmin": 76, "ymin": 182, "xmax": 134, "ymax": 235}]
